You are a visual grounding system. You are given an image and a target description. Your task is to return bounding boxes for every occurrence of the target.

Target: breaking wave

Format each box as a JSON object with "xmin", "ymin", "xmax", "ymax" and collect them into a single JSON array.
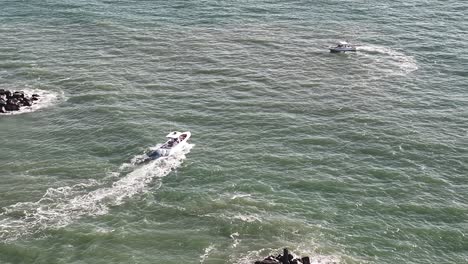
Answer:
[{"xmin": 0, "ymin": 144, "xmax": 193, "ymax": 242}]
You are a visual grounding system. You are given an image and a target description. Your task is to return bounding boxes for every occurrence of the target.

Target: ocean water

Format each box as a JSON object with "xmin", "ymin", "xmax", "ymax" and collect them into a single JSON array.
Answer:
[{"xmin": 0, "ymin": 0, "xmax": 467, "ymax": 263}]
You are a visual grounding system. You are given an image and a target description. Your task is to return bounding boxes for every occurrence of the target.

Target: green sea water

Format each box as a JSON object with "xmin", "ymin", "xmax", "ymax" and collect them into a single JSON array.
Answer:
[{"xmin": 0, "ymin": 1, "xmax": 467, "ymax": 263}]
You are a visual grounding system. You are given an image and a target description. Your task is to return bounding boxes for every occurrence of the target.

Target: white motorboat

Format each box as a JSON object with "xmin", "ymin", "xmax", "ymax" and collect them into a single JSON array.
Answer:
[
  {"xmin": 329, "ymin": 41, "xmax": 357, "ymax": 53},
  {"xmin": 148, "ymin": 131, "xmax": 191, "ymax": 159}
]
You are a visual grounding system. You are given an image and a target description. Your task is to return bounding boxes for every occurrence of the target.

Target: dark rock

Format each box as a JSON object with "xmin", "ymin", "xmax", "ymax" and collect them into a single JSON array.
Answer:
[
  {"xmin": 255, "ymin": 256, "xmax": 280, "ymax": 264},
  {"xmin": 5, "ymin": 103, "xmax": 20, "ymax": 111},
  {"xmin": 255, "ymin": 260, "xmax": 280, "ymax": 264},
  {"xmin": 20, "ymin": 98, "xmax": 32, "ymax": 106},
  {"xmin": 279, "ymin": 248, "xmax": 292, "ymax": 264},
  {"xmin": 254, "ymin": 249, "xmax": 309, "ymax": 264},
  {"xmin": 7, "ymin": 98, "xmax": 18, "ymax": 105},
  {"xmin": 12, "ymin": 91, "xmax": 24, "ymax": 99},
  {"xmin": 5, "ymin": 98, "xmax": 20, "ymax": 111},
  {"xmin": 0, "ymin": 90, "xmax": 41, "ymax": 113}
]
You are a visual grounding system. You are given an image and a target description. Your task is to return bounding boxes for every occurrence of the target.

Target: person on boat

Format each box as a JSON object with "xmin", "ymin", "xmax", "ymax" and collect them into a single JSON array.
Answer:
[{"xmin": 167, "ymin": 138, "xmax": 175, "ymax": 147}]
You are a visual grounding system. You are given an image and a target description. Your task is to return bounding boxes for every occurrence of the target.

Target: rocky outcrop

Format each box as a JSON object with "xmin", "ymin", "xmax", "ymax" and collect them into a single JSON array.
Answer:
[
  {"xmin": 0, "ymin": 89, "xmax": 39, "ymax": 113},
  {"xmin": 255, "ymin": 248, "xmax": 311, "ymax": 264}
]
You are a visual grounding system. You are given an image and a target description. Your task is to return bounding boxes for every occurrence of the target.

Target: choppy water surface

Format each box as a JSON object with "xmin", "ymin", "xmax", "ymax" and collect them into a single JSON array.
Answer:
[{"xmin": 1, "ymin": 1, "xmax": 467, "ymax": 263}]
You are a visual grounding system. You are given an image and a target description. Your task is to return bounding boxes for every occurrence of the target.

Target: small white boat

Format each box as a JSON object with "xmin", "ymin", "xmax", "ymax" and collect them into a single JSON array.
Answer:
[
  {"xmin": 329, "ymin": 41, "xmax": 357, "ymax": 53},
  {"xmin": 148, "ymin": 131, "xmax": 191, "ymax": 159}
]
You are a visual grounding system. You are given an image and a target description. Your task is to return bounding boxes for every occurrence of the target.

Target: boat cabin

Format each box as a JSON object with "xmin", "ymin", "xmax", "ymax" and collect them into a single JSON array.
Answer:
[
  {"xmin": 330, "ymin": 41, "xmax": 357, "ymax": 52},
  {"xmin": 166, "ymin": 131, "xmax": 182, "ymax": 139},
  {"xmin": 336, "ymin": 41, "xmax": 352, "ymax": 48}
]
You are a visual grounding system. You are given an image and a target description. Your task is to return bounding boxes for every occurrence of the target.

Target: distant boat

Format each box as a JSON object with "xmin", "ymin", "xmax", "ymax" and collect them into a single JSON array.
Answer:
[
  {"xmin": 147, "ymin": 131, "xmax": 191, "ymax": 160},
  {"xmin": 329, "ymin": 41, "xmax": 357, "ymax": 53}
]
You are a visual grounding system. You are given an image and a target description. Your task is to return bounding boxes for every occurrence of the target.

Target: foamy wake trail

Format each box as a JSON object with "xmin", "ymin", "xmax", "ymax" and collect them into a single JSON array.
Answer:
[
  {"xmin": 357, "ymin": 45, "xmax": 418, "ymax": 74},
  {"xmin": 0, "ymin": 144, "xmax": 193, "ymax": 241},
  {"xmin": 0, "ymin": 88, "xmax": 64, "ymax": 115}
]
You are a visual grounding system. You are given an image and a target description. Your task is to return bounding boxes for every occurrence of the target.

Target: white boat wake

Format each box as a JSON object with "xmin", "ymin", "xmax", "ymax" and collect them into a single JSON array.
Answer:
[
  {"xmin": 357, "ymin": 45, "xmax": 418, "ymax": 74},
  {"xmin": 0, "ymin": 144, "xmax": 193, "ymax": 242}
]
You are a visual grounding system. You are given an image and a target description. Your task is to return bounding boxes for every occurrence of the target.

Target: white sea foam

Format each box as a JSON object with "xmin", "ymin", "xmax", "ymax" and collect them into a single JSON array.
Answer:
[
  {"xmin": 0, "ymin": 144, "xmax": 193, "ymax": 241},
  {"xmin": 357, "ymin": 45, "xmax": 418, "ymax": 74},
  {"xmin": 231, "ymin": 193, "xmax": 252, "ymax": 200},
  {"xmin": 200, "ymin": 211, "xmax": 262, "ymax": 224},
  {"xmin": 293, "ymin": 243, "xmax": 343, "ymax": 264},
  {"xmin": 232, "ymin": 248, "xmax": 268, "ymax": 264},
  {"xmin": 200, "ymin": 244, "xmax": 216, "ymax": 263},
  {"xmin": 230, "ymin": 232, "xmax": 240, "ymax": 248},
  {"xmin": 0, "ymin": 88, "xmax": 64, "ymax": 115},
  {"xmin": 232, "ymin": 213, "xmax": 261, "ymax": 223}
]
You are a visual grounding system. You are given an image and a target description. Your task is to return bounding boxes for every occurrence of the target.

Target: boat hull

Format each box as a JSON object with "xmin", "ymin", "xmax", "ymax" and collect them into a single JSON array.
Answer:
[
  {"xmin": 148, "ymin": 131, "xmax": 191, "ymax": 160},
  {"xmin": 329, "ymin": 48, "xmax": 356, "ymax": 53}
]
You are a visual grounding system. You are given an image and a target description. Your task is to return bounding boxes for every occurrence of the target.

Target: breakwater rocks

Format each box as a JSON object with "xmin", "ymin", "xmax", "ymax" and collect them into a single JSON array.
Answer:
[
  {"xmin": 0, "ymin": 89, "xmax": 40, "ymax": 113},
  {"xmin": 254, "ymin": 248, "xmax": 313, "ymax": 264}
]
